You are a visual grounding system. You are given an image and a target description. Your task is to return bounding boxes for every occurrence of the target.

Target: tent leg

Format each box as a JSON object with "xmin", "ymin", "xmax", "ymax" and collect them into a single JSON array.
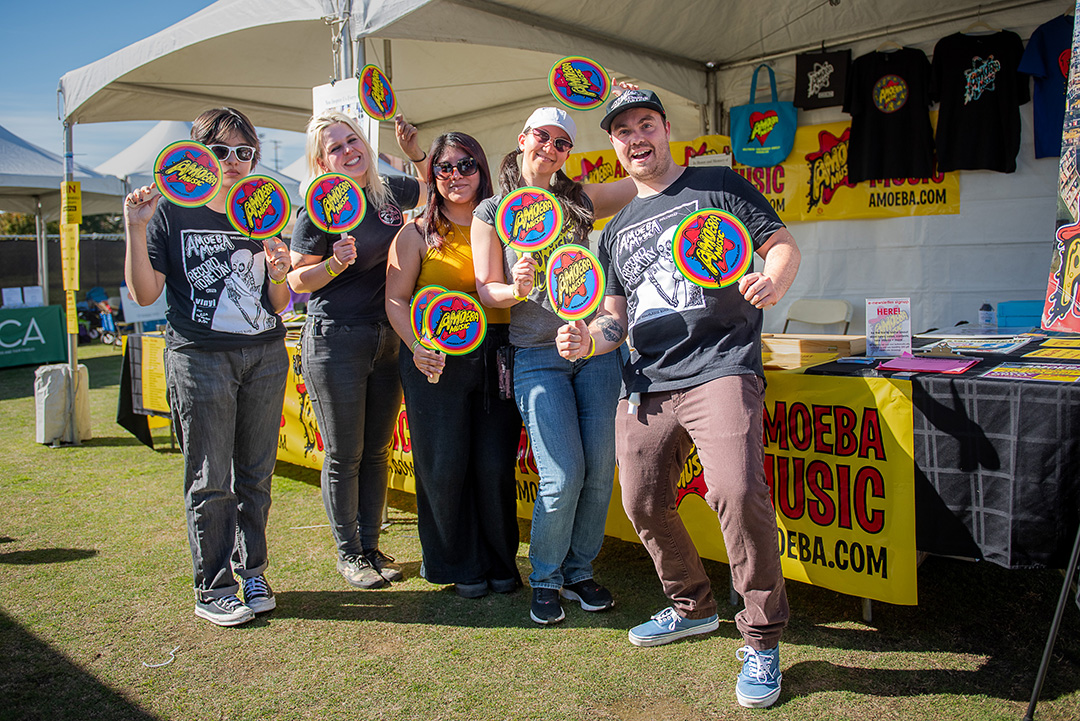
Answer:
[{"xmin": 1022, "ymin": 521, "xmax": 1080, "ymax": 721}]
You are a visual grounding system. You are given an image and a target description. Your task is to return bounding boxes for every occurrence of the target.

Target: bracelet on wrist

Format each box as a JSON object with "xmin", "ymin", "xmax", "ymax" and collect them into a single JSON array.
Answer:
[
  {"xmin": 411, "ymin": 338, "xmax": 422, "ymax": 352},
  {"xmin": 324, "ymin": 258, "xmax": 342, "ymax": 277},
  {"xmin": 582, "ymin": 335, "xmax": 596, "ymax": 360},
  {"xmin": 410, "ymin": 151, "xmax": 427, "ymax": 163},
  {"xmin": 269, "ymin": 273, "xmax": 288, "ymax": 285},
  {"xmin": 512, "ymin": 289, "xmax": 528, "ymax": 301}
]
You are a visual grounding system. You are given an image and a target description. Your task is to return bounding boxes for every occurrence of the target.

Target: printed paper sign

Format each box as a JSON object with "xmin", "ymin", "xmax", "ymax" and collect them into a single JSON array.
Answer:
[{"xmin": 866, "ymin": 298, "xmax": 911, "ymax": 357}]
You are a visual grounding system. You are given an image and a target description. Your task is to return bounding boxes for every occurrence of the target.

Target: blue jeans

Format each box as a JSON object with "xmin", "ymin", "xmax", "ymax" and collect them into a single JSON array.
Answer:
[
  {"xmin": 400, "ymin": 325, "xmax": 521, "ymax": 585},
  {"xmin": 302, "ymin": 318, "xmax": 401, "ymax": 559},
  {"xmin": 165, "ymin": 333, "xmax": 287, "ymax": 602},
  {"xmin": 513, "ymin": 345, "xmax": 620, "ymax": 590}
]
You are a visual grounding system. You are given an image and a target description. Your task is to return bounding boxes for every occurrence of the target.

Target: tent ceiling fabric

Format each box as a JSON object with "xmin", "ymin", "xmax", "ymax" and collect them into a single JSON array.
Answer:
[{"xmin": 59, "ymin": 0, "xmax": 1061, "ymax": 155}]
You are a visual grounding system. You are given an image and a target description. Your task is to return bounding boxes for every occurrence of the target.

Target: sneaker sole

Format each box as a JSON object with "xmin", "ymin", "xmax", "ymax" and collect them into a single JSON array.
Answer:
[
  {"xmin": 195, "ymin": 606, "xmax": 254, "ymax": 627},
  {"xmin": 559, "ymin": 588, "xmax": 614, "ymax": 612},
  {"xmin": 736, "ymin": 684, "xmax": 782, "ymax": 709},
  {"xmin": 628, "ymin": 617, "xmax": 720, "ymax": 647},
  {"xmin": 246, "ymin": 596, "xmax": 277, "ymax": 614},
  {"xmin": 529, "ymin": 607, "xmax": 565, "ymax": 625}
]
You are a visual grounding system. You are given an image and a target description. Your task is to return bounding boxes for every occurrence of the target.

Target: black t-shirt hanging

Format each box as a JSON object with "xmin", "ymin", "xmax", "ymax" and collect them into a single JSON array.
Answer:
[
  {"xmin": 843, "ymin": 48, "xmax": 935, "ymax": 183},
  {"xmin": 930, "ymin": 31, "xmax": 1030, "ymax": 173},
  {"xmin": 795, "ymin": 49, "xmax": 850, "ymax": 109}
]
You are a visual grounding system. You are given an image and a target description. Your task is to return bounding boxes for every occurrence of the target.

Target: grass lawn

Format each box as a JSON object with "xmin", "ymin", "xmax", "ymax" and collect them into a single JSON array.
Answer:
[{"xmin": 1, "ymin": 342, "xmax": 1079, "ymax": 720}]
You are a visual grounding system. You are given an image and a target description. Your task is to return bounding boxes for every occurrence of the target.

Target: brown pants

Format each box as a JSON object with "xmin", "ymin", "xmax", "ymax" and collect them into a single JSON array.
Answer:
[{"xmin": 616, "ymin": 374, "xmax": 789, "ymax": 650}]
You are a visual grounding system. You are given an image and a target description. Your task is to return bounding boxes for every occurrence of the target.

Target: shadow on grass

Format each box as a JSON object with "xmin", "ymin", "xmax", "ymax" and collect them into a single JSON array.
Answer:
[
  {"xmin": 82, "ymin": 435, "xmax": 162, "ymax": 448},
  {"xmin": 0, "ymin": 548, "xmax": 98, "ymax": 565},
  {"xmin": 0, "ymin": 608, "xmax": 162, "ymax": 721}
]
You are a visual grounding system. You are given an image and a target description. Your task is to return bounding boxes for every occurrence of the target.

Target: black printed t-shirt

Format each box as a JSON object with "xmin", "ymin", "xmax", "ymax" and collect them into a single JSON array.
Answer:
[
  {"xmin": 597, "ymin": 166, "xmax": 784, "ymax": 396},
  {"xmin": 146, "ymin": 201, "xmax": 285, "ymax": 350},
  {"xmin": 930, "ymin": 31, "xmax": 1030, "ymax": 173},
  {"xmin": 843, "ymin": 48, "xmax": 935, "ymax": 182},
  {"xmin": 290, "ymin": 175, "xmax": 420, "ymax": 324}
]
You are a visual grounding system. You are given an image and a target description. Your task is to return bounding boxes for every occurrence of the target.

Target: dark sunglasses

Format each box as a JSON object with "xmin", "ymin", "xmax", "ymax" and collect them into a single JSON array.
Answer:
[
  {"xmin": 433, "ymin": 157, "xmax": 479, "ymax": 178},
  {"xmin": 529, "ymin": 128, "xmax": 573, "ymax": 153},
  {"xmin": 208, "ymin": 144, "xmax": 256, "ymax": 162}
]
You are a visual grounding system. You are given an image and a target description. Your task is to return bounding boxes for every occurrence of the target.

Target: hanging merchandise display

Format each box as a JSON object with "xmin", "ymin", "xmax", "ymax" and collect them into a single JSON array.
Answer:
[
  {"xmin": 794, "ymin": 49, "xmax": 851, "ymax": 109},
  {"xmin": 729, "ymin": 64, "xmax": 798, "ymax": 168},
  {"xmin": 843, "ymin": 47, "xmax": 935, "ymax": 183},
  {"xmin": 930, "ymin": 30, "xmax": 1030, "ymax": 173},
  {"xmin": 1019, "ymin": 13, "xmax": 1074, "ymax": 159}
]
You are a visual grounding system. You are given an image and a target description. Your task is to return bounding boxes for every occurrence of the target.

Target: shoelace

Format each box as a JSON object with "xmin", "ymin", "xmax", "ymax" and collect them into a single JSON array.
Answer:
[
  {"xmin": 218, "ymin": 594, "xmax": 246, "ymax": 611},
  {"xmin": 368, "ymin": 550, "xmax": 396, "ymax": 564},
  {"xmin": 344, "ymin": 554, "xmax": 373, "ymax": 570},
  {"xmin": 243, "ymin": 576, "xmax": 269, "ymax": 598},
  {"xmin": 652, "ymin": 607, "xmax": 681, "ymax": 630},
  {"xmin": 736, "ymin": 646, "xmax": 778, "ymax": 682}
]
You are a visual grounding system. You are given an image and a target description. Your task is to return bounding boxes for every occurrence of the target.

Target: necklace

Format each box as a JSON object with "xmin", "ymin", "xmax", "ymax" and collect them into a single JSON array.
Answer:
[{"xmin": 448, "ymin": 219, "xmax": 470, "ymax": 239}]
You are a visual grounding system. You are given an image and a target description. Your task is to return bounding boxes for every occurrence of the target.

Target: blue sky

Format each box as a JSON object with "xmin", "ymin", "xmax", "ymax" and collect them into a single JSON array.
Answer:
[{"xmin": 1, "ymin": 1, "xmax": 305, "ymax": 173}]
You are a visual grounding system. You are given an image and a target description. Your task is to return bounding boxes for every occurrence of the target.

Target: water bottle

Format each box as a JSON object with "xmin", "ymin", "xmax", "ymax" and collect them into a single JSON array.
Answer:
[{"xmin": 979, "ymin": 301, "xmax": 996, "ymax": 327}]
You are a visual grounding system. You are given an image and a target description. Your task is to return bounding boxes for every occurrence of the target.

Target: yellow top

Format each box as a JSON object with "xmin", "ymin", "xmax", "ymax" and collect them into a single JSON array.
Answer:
[{"xmin": 414, "ymin": 220, "xmax": 510, "ymax": 324}]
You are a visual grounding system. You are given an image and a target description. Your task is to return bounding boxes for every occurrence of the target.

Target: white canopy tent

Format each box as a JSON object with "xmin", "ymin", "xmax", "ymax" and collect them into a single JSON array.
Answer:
[
  {"xmin": 94, "ymin": 120, "xmax": 304, "ymax": 206},
  {"xmin": 0, "ymin": 123, "xmax": 125, "ymax": 301},
  {"xmin": 57, "ymin": 0, "xmax": 1068, "ymax": 331}
]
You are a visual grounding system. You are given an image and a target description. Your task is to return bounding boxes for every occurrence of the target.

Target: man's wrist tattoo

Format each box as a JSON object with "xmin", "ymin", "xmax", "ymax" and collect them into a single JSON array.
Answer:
[{"xmin": 597, "ymin": 316, "xmax": 625, "ymax": 343}]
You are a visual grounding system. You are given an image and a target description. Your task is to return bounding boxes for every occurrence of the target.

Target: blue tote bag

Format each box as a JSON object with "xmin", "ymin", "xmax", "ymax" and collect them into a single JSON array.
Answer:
[{"xmin": 729, "ymin": 64, "xmax": 798, "ymax": 167}]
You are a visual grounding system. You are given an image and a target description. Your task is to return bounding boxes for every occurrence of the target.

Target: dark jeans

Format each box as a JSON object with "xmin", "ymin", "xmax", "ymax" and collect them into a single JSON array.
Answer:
[
  {"xmin": 302, "ymin": 317, "xmax": 401, "ymax": 559},
  {"xmin": 399, "ymin": 324, "xmax": 521, "ymax": 585},
  {"xmin": 616, "ymin": 374, "xmax": 789, "ymax": 650},
  {"xmin": 165, "ymin": 335, "xmax": 287, "ymax": 602}
]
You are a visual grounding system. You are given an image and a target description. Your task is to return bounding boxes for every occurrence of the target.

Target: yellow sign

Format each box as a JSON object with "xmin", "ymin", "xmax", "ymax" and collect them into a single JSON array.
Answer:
[
  {"xmin": 566, "ymin": 119, "xmax": 960, "ymax": 226},
  {"xmin": 60, "ymin": 224, "xmax": 79, "ymax": 291},
  {"xmin": 65, "ymin": 291, "xmax": 78, "ymax": 335},
  {"xmin": 1024, "ymin": 347, "xmax": 1080, "ymax": 360},
  {"xmin": 139, "ymin": 335, "xmax": 169, "ymax": 413},
  {"xmin": 61, "ymin": 181, "xmax": 82, "ymax": 225}
]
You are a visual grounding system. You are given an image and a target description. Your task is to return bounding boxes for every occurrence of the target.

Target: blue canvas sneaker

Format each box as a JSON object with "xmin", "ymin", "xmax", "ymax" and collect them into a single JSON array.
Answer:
[
  {"xmin": 241, "ymin": 574, "xmax": 276, "ymax": 614},
  {"xmin": 627, "ymin": 607, "xmax": 719, "ymax": 647},
  {"xmin": 735, "ymin": 645, "xmax": 782, "ymax": 708}
]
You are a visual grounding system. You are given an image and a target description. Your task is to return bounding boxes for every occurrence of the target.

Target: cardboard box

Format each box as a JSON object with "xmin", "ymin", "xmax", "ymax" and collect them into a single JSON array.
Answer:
[{"xmin": 761, "ymin": 333, "xmax": 866, "ymax": 359}]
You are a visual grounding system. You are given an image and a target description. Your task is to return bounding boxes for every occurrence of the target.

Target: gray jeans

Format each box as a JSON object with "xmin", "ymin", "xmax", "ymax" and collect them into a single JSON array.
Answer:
[
  {"xmin": 166, "ymin": 336, "xmax": 288, "ymax": 602},
  {"xmin": 616, "ymin": 373, "xmax": 789, "ymax": 650}
]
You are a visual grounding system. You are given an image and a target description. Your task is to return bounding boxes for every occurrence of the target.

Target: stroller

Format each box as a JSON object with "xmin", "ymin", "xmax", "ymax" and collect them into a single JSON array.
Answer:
[{"xmin": 77, "ymin": 287, "xmax": 121, "ymax": 346}]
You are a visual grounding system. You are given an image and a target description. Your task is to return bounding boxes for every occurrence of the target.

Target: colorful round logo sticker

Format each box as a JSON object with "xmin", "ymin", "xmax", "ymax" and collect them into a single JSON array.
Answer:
[
  {"xmin": 358, "ymin": 64, "xmax": 397, "ymax": 121},
  {"xmin": 153, "ymin": 141, "xmax": 221, "ymax": 207},
  {"xmin": 545, "ymin": 244, "xmax": 605, "ymax": 321},
  {"xmin": 422, "ymin": 290, "xmax": 487, "ymax": 356},
  {"xmin": 410, "ymin": 284, "xmax": 448, "ymax": 344},
  {"xmin": 548, "ymin": 56, "xmax": 610, "ymax": 111},
  {"xmin": 495, "ymin": 187, "xmax": 563, "ymax": 254},
  {"xmin": 225, "ymin": 175, "xmax": 291, "ymax": 240},
  {"xmin": 872, "ymin": 74, "xmax": 908, "ymax": 114},
  {"xmin": 671, "ymin": 210, "xmax": 753, "ymax": 289},
  {"xmin": 305, "ymin": 173, "xmax": 366, "ymax": 234}
]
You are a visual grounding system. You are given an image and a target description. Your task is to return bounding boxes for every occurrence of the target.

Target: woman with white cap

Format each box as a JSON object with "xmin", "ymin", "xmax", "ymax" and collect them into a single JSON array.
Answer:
[{"xmin": 472, "ymin": 104, "xmax": 636, "ymax": 625}]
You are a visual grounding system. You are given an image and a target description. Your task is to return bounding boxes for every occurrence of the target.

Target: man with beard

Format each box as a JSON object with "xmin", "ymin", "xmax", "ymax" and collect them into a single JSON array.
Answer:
[{"xmin": 555, "ymin": 89, "xmax": 800, "ymax": 709}]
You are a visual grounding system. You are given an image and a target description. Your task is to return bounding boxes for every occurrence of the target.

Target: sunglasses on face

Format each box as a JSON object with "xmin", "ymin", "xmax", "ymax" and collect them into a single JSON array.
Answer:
[
  {"xmin": 529, "ymin": 128, "xmax": 573, "ymax": 153},
  {"xmin": 208, "ymin": 144, "xmax": 256, "ymax": 162},
  {"xmin": 433, "ymin": 157, "xmax": 479, "ymax": 178}
]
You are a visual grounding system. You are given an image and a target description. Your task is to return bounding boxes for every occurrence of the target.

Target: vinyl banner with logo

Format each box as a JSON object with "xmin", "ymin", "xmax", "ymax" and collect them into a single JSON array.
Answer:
[
  {"xmin": 275, "ymin": 345, "xmax": 917, "ymax": 605},
  {"xmin": 564, "ymin": 120, "xmax": 959, "ymax": 225},
  {"xmin": 0, "ymin": 306, "xmax": 67, "ymax": 368}
]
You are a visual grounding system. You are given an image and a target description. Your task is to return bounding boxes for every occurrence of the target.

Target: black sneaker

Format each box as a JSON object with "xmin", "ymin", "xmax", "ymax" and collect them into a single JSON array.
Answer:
[
  {"xmin": 241, "ymin": 574, "xmax": 277, "ymax": 614},
  {"xmin": 530, "ymin": 587, "xmax": 565, "ymax": 625},
  {"xmin": 194, "ymin": 594, "xmax": 254, "ymax": 627},
  {"xmin": 364, "ymin": 548, "xmax": 404, "ymax": 582},
  {"xmin": 560, "ymin": 579, "xmax": 614, "ymax": 612},
  {"xmin": 336, "ymin": 554, "xmax": 387, "ymax": 589}
]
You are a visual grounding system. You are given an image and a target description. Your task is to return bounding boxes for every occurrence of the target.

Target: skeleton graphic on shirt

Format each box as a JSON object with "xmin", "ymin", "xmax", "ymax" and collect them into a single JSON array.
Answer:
[{"xmin": 181, "ymin": 229, "xmax": 277, "ymax": 334}]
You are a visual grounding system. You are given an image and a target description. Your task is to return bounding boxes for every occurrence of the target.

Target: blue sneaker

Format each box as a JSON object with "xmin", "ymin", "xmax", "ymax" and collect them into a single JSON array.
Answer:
[
  {"xmin": 735, "ymin": 645, "xmax": 782, "ymax": 708},
  {"xmin": 628, "ymin": 607, "xmax": 719, "ymax": 647}
]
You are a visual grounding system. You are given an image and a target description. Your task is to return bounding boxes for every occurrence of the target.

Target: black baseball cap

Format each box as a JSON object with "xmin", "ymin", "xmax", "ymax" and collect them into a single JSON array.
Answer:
[{"xmin": 600, "ymin": 89, "xmax": 667, "ymax": 132}]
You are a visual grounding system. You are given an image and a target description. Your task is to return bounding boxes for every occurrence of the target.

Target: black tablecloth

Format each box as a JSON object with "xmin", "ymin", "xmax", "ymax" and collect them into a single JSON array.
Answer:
[{"xmin": 806, "ymin": 341, "xmax": 1080, "ymax": 569}]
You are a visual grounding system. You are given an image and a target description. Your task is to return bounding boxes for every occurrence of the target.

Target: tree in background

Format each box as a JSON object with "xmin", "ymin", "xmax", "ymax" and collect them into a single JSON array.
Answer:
[{"xmin": 0, "ymin": 212, "xmax": 123, "ymax": 235}]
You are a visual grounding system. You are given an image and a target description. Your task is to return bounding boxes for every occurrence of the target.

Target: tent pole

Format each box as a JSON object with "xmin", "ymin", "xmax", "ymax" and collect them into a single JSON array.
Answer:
[
  {"xmin": 62, "ymin": 121, "xmax": 79, "ymax": 446},
  {"xmin": 35, "ymin": 197, "xmax": 49, "ymax": 304}
]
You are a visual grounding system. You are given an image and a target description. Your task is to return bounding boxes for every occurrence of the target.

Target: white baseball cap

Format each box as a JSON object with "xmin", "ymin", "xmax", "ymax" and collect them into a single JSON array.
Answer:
[{"xmin": 522, "ymin": 107, "xmax": 577, "ymax": 143}]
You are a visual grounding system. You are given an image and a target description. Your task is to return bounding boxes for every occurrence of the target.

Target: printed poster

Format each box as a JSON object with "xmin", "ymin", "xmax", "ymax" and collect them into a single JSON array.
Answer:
[{"xmin": 865, "ymin": 297, "xmax": 912, "ymax": 357}]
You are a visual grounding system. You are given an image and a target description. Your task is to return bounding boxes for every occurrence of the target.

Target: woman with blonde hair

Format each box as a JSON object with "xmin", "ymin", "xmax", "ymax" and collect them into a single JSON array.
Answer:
[{"xmin": 288, "ymin": 111, "xmax": 429, "ymax": 589}]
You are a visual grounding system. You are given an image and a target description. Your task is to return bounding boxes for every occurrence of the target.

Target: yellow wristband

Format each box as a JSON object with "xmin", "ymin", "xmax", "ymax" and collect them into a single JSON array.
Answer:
[
  {"xmin": 269, "ymin": 273, "xmax": 287, "ymax": 285},
  {"xmin": 512, "ymin": 289, "xmax": 528, "ymax": 301},
  {"xmin": 325, "ymin": 258, "xmax": 341, "ymax": 277},
  {"xmin": 582, "ymin": 335, "xmax": 596, "ymax": 360}
]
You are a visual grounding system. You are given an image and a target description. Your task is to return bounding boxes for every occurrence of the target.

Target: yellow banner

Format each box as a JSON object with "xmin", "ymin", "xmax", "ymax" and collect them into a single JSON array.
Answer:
[
  {"xmin": 60, "ymin": 224, "xmax": 79, "ymax": 291},
  {"xmin": 61, "ymin": 181, "xmax": 82, "ymax": 225},
  {"xmin": 65, "ymin": 291, "xmax": 78, "ymax": 335},
  {"xmin": 565, "ymin": 119, "xmax": 959, "ymax": 225},
  {"xmin": 270, "ymin": 347, "xmax": 918, "ymax": 603},
  {"xmin": 140, "ymin": 335, "xmax": 169, "ymax": 413}
]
